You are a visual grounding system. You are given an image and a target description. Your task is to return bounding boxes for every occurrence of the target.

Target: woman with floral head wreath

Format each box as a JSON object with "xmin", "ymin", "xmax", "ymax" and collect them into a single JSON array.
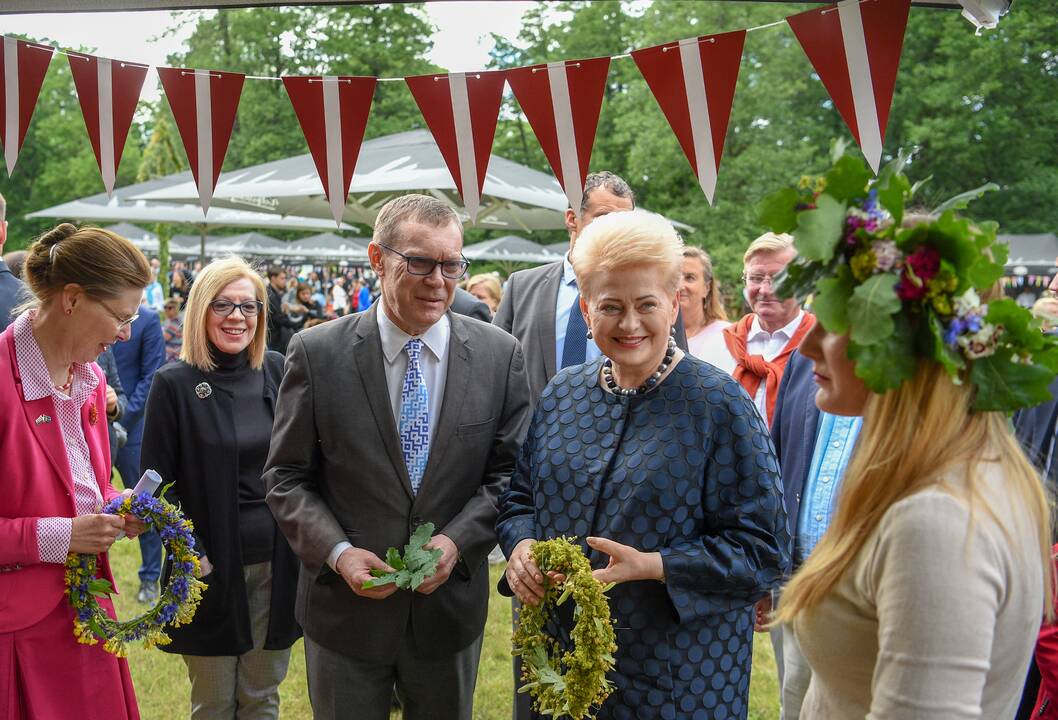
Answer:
[
  {"xmin": 766, "ymin": 156, "xmax": 1055, "ymax": 718},
  {"xmin": 0, "ymin": 223, "xmax": 151, "ymax": 719}
]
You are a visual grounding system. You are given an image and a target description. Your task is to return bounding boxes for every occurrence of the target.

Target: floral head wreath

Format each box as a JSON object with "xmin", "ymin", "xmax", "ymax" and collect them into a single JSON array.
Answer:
[{"xmin": 759, "ymin": 144, "xmax": 1058, "ymax": 412}]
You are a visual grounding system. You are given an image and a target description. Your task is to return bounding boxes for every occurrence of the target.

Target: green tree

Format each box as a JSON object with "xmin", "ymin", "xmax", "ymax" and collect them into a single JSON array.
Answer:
[{"xmin": 0, "ymin": 36, "xmax": 146, "ymax": 250}]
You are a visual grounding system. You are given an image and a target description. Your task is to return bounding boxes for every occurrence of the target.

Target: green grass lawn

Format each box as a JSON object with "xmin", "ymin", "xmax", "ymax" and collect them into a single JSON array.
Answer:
[{"xmin": 108, "ymin": 538, "xmax": 781, "ymax": 719}]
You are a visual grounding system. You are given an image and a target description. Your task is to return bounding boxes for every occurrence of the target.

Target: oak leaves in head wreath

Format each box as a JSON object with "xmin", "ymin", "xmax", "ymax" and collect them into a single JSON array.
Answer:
[{"xmin": 759, "ymin": 145, "xmax": 1058, "ymax": 412}]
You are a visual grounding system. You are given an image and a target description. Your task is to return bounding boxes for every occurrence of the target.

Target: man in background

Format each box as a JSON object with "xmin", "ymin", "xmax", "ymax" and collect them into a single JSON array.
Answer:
[
  {"xmin": 112, "ymin": 300, "xmax": 166, "ymax": 603},
  {"xmin": 0, "ymin": 193, "xmax": 28, "ymax": 332}
]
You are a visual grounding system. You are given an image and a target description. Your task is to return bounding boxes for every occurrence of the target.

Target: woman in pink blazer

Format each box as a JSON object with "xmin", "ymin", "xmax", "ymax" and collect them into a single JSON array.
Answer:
[{"xmin": 0, "ymin": 224, "xmax": 151, "ymax": 719}]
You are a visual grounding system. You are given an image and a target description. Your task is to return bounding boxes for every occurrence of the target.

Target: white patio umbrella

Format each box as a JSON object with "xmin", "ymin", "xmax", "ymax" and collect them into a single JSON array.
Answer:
[
  {"xmin": 463, "ymin": 235, "xmax": 561, "ymax": 265},
  {"xmin": 133, "ymin": 130, "xmax": 574, "ymax": 232},
  {"xmin": 28, "ymin": 169, "xmax": 357, "ymax": 259},
  {"xmin": 281, "ymin": 233, "xmax": 371, "ymax": 262}
]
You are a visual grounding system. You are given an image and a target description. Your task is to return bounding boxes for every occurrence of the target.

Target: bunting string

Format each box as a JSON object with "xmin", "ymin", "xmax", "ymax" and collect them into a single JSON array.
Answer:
[{"xmin": 1, "ymin": 0, "xmax": 915, "ymax": 216}]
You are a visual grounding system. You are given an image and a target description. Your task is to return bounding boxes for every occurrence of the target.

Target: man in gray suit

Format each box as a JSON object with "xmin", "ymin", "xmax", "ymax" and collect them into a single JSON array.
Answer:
[
  {"xmin": 494, "ymin": 171, "xmax": 687, "ymax": 403},
  {"xmin": 265, "ymin": 194, "xmax": 532, "ymax": 720},
  {"xmin": 0, "ymin": 193, "xmax": 29, "ymax": 331}
]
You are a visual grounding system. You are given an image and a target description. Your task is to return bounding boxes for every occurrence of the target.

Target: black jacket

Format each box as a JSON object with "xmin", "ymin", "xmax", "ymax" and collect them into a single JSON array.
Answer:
[
  {"xmin": 140, "ymin": 350, "xmax": 301, "ymax": 655},
  {"xmin": 266, "ymin": 284, "xmax": 299, "ymax": 354},
  {"xmin": 451, "ymin": 287, "xmax": 491, "ymax": 322}
]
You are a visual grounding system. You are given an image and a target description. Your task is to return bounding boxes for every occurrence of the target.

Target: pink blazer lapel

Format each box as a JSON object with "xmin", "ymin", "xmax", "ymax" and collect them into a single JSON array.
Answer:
[{"xmin": 18, "ymin": 394, "xmax": 73, "ymax": 496}]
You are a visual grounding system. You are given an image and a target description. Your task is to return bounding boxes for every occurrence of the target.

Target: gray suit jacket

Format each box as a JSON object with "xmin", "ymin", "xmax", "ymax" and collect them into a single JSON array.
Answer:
[
  {"xmin": 494, "ymin": 260, "xmax": 690, "ymax": 403},
  {"xmin": 264, "ymin": 304, "xmax": 531, "ymax": 663}
]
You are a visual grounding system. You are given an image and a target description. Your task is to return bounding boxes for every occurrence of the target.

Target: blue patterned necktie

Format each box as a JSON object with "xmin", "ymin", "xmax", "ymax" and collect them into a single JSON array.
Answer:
[
  {"xmin": 399, "ymin": 339, "xmax": 430, "ymax": 493},
  {"xmin": 561, "ymin": 291, "xmax": 588, "ymax": 369}
]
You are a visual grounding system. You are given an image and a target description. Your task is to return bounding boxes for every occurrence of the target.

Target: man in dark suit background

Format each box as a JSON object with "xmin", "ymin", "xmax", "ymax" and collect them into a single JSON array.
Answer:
[
  {"xmin": 265, "ymin": 194, "xmax": 531, "ymax": 720},
  {"xmin": 111, "ymin": 303, "xmax": 166, "ymax": 603},
  {"xmin": 494, "ymin": 171, "xmax": 687, "ymax": 404},
  {"xmin": 764, "ymin": 349, "xmax": 862, "ymax": 719},
  {"xmin": 450, "ymin": 286, "xmax": 491, "ymax": 323},
  {"xmin": 0, "ymin": 193, "xmax": 29, "ymax": 332}
]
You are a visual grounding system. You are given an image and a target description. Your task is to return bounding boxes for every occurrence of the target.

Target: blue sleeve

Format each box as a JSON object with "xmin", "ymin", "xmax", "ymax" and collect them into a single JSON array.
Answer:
[
  {"xmin": 660, "ymin": 381, "xmax": 793, "ymax": 623},
  {"xmin": 495, "ymin": 412, "xmax": 539, "ymax": 560},
  {"xmin": 124, "ymin": 314, "xmax": 166, "ymax": 426}
]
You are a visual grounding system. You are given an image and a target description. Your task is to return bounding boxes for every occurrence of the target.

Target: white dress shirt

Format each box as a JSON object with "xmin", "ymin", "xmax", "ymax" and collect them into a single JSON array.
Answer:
[
  {"xmin": 746, "ymin": 311, "xmax": 804, "ymax": 421},
  {"xmin": 554, "ymin": 254, "xmax": 601, "ymax": 366},
  {"xmin": 327, "ymin": 302, "xmax": 452, "ymax": 571}
]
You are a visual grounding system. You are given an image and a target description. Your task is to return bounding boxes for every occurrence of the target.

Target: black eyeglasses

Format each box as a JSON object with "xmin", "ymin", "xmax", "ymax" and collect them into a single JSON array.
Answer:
[
  {"xmin": 209, "ymin": 300, "xmax": 264, "ymax": 317},
  {"xmin": 378, "ymin": 243, "xmax": 469, "ymax": 280}
]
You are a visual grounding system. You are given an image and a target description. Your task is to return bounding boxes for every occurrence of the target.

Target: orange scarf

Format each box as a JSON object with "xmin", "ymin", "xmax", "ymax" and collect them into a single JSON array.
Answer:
[{"xmin": 723, "ymin": 312, "xmax": 815, "ymax": 426}]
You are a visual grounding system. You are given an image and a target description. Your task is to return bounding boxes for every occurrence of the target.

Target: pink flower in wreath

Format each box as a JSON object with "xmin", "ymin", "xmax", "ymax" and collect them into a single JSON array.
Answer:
[{"xmin": 906, "ymin": 246, "xmax": 941, "ymax": 283}]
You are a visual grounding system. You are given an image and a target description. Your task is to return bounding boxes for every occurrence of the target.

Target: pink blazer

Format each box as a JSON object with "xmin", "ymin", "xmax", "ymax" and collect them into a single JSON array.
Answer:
[{"xmin": 0, "ymin": 324, "xmax": 121, "ymax": 633}]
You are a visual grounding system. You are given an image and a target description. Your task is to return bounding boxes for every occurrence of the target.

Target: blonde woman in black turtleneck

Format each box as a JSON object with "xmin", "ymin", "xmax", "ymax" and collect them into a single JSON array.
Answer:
[{"xmin": 141, "ymin": 256, "xmax": 300, "ymax": 719}]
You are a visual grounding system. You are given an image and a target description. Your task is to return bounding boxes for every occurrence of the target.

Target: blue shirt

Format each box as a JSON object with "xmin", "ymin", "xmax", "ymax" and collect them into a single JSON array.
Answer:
[
  {"xmin": 796, "ymin": 412, "xmax": 862, "ymax": 564},
  {"xmin": 554, "ymin": 254, "xmax": 601, "ymax": 366},
  {"xmin": 359, "ymin": 286, "xmax": 372, "ymax": 311}
]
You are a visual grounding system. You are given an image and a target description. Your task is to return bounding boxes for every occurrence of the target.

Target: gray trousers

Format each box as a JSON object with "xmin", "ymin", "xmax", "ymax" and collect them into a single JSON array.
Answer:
[
  {"xmin": 182, "ymin": 562, "xmax": 292, "ymax": 719},
  {"xmin": 779, "ymin": 622, "xmax": 813, "ymax": 720},
  {"xmin": 305, "ymin": 629, "xmax": 483, "ymax": 720}
]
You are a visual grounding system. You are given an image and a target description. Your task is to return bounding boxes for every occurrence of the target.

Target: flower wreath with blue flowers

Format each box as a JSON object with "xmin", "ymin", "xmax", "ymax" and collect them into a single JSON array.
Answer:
[
  {"xmin": 758, "ymin": 142, "xmax": 1058, "ymax": 412},
  {"xmin": 64, "ymin": 489, "xmax": 206, "ymax": 657}
]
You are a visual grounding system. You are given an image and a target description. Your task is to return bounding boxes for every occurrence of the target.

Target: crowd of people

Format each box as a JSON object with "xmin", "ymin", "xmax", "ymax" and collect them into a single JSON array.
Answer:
[{"xmin": 0, "ymin": 165, "xmax": 1057, "ymax": 720}]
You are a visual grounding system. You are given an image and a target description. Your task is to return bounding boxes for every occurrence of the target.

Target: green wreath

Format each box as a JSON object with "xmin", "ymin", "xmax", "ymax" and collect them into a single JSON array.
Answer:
[
  {"xmin": 64, "ymin": 490, "xmax": 207, "ymax": 657},
  {"xmin": 512, "ymin": 537, "xmax": 617, "ymax": 720}
]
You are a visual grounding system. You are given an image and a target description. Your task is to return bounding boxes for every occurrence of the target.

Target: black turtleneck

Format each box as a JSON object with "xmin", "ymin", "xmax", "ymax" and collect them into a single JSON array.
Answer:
[{"xmin": 207, "ymin": 345, "xmax": 275, "ymax": 565}]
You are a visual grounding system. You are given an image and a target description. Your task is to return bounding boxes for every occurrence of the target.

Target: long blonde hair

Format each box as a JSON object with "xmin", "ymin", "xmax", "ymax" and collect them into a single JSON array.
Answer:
[{"xmin": 776, "ymin": 360, "xmax": 1053, "ymax": 624}]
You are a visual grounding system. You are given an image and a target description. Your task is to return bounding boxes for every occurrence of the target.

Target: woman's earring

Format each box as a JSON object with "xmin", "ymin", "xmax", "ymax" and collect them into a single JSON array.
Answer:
[
  {"xmin": 586, "ymin": 328, "xmax": 593, "ymax": 340},
  {"xmin": 670, "ymin": 325, "xmax": 676, "ymax": 336}
]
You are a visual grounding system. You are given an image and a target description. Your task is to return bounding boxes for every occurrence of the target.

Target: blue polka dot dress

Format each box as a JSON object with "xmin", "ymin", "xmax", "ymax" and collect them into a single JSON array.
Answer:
[{"xmin": 497, "ymin": 355, "xmax": 792, "ymax": 720}]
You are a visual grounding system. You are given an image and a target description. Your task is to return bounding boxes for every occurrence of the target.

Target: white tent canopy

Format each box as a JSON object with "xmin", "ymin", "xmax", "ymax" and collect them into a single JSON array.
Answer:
[
  {"xmin": 29, "ymin": 170, "xmax": 356, "ymax": 259},
  {"xmin": 282, "ymin": 233, "xmax": 371, "ymax": 261},
  {"xmin": 463, "ymin": 236, "xmax": 561, "ymax": 265},
  {"xmin": 134, "ymin": 130, "xmax": 573, "ymax": 232}
]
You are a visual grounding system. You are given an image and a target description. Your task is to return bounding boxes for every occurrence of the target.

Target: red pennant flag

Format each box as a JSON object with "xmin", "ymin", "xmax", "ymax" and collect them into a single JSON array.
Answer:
[
  {"xmin": 0, "ymin": 36, "xmax": 54, "ymax": 176},
  {"xmin": 157, "ymin": 66, "xmax": 245, "ymax": 215},
  {"xmin": 406, "ymin": 71, "xmax": 507, "ymax": 224},
  {"xmin": 507, "ymin": 57, "xmax": 610, "ymax": 213},
  {"xmin": 787, "ymin": 0, "xmax": 911, "ymax": 173},
  {"xmin": 68, "ymin": 53, "xmax": 147, "ymax": 197},
  {"xmin": 632, "ymin": 31, "xmax": 745, "ymax": 205},
  {"xmin": 283, "ymin": 75, "xmax": 376, "ymax": 227}
]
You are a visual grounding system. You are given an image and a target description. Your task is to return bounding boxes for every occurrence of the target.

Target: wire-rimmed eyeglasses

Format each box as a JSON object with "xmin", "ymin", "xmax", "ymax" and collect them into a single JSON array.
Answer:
[
  {"xmin": 94, "ymin": 297, "xmax": 139, "ymax": 331},
  {"xmin": 378, "ymin": 243, "xmax": 470, "ymax": 280}
]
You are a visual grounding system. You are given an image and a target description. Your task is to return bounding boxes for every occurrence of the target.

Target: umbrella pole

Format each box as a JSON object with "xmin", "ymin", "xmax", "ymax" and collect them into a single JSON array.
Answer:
[{"xmin": 200, "ymin": 226, "xmax": 207, "ymax": 262}]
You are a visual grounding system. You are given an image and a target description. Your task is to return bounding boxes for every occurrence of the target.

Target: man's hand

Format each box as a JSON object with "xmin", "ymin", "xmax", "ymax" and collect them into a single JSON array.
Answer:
[
  {"xmin": 70, "ymin": 514, "xmax": 125, "ymax": 554},
  {"xmin": 754, "ymin": 594, "xmax": 773, "ymax": 633},
  {"xmin": 105, "ymin": 386, "xmax": 119, "ymax": 417},
  {"xmin": 336, "ymin": 547, "xmax": 398, "ymax": 599},
  {"xmin": 416, "ymin": 533, "xmax": 458, "ymax": 595},
  {"xmin": 118, "ymin": 489, "xmax": 147, "ymax": 538},
  {"xmin": 587, "ymin": 536, "xmax": 663, "ymax": 585}
]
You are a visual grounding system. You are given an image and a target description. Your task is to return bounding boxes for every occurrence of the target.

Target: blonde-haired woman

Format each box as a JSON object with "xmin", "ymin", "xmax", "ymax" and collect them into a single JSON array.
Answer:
[
  {"xmin": 466, "ymin": 273, "xmax": 502, "ymax": 317},
  {"xmin": 680, "ymin": 247, "xmax": 733, "ymax": 373},
  {"xmin": 141, "ymin": 256, "xmax": 300, "ymax": 719},
  {"xmin": 766, "ymin": 170, "xmax": 1053, "ymax": 718},
  {"xmin": 498, "ymin": 210, "xmax": 790, "ymax": 720}
]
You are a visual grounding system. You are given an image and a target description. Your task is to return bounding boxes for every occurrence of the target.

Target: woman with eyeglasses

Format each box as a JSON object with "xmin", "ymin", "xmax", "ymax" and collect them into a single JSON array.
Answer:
[
  {"xmin": 0, "ymin": 223, "xmax": 150, "ymax": 719},
  {"xmin": 141, "ymin": 256, "xmax": 301, "ymax": 719}
]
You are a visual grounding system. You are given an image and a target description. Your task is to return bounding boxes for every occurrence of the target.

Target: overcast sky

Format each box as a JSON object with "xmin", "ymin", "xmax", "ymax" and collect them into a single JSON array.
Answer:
[{"xmin": 1, "ymin": 3, "xmax": 537, "ymax": 100}]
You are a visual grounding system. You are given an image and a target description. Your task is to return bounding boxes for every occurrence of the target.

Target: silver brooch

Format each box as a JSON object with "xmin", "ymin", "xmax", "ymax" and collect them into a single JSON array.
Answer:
[
  {"xmin": 195, "ymin": 382, "xmax": 212, "ymax": 399},
  {"xmin": 34, "ymin": 414, "xmax": 52, "ymax": 425}
]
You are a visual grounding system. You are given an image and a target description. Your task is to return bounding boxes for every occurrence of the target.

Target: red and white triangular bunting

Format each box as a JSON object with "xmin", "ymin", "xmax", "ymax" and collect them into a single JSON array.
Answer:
[
  {"xmin": 68, "ymin": 53, "xmax": 147, "ymax": 197},
  {"xmin": 507, "ymin": 57, "xmax": 610, "ymax": 212},
  {"xmin": 0, "ymin": 37, "xmax": 54, "ymax": 176},
  {"xmin": 787, "ymin": 0, "xmax": 911, "ymax": 173},
  {"xmin": 405, "ymin": 71, "xmax": 506, "ymax": 224},
  {"xmin": 283, "ymin": 75, "xmax": 376, "ymax": 227},
  {"xmin": 157, "ymin": 66, "xmax": 245, "ymax": 215},
  {"xmin": 632, "ymin": 31, "xmax": 745, "ymax": 204}
]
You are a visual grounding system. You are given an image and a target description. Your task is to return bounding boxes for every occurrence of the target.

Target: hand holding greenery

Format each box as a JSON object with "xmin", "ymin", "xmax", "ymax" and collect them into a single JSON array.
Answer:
[
  {"xmin": 760, "ymin": 145, "xmax": 1058, "ymax": 412},
  {"xmin": 65, "ymin": 488, "xmax": 206, "ymax": 657},
  {"xmin": 362, "ymin": 522, "xmax": 443, "ymax": 591},
  {"xmin": 513, "ymin": 537, "xmax": 617, "ymax": 720}
]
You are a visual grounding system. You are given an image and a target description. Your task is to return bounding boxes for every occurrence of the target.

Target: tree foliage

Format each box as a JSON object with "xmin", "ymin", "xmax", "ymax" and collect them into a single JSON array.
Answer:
[{"xmin": 0, "ymin": 1, "xmax": 1053, "ymax": 292}]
